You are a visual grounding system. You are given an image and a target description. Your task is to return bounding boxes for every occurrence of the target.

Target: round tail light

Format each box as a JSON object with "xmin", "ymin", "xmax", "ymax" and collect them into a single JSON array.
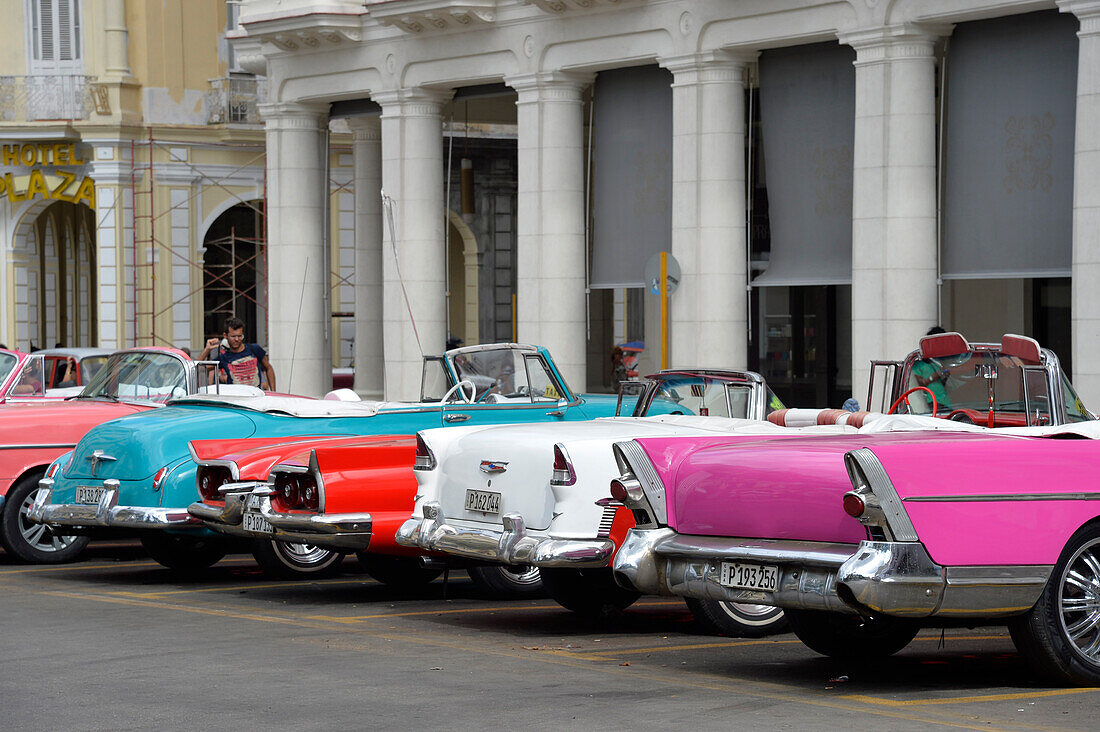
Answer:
[
  {"xmin": 275, "ymin": 474, "xmax": 302, "ymax": 509},
  {"xmin": 843, "ymin": 492, "xmax": 866, "ymax": 518},
  {"xmin": 197, "ymin": 465, "xmax": 230, "ymax": 501},
  {"xmin": 300, "ymin": 476, "xmax": 319, "ymax": 511}
]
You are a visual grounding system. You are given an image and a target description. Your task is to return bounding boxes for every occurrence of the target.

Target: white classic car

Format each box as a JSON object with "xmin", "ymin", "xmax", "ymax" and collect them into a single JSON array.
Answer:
[{"xmin": 397, "ymin": 369, "xmax": 854, "ymax": 635}]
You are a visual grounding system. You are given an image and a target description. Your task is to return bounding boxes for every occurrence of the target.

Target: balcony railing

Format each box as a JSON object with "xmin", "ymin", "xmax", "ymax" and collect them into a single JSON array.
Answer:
[
  {"xmin": 207, "ymin": 76, "xmax": 267, "ymax": 125},
  {"xmin": 0, "ymin": 75, "xmax": 94, "ymax": 122}
]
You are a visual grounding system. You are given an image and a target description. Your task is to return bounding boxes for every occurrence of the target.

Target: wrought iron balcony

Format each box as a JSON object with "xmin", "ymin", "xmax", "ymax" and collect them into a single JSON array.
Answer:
[
  {"xmin": 207, "ymin": 76, "xmax": 267, "ymax": 125},
  {"xmin": 0, "ymin": 75, "xmax": 94, "ymax": 122}
]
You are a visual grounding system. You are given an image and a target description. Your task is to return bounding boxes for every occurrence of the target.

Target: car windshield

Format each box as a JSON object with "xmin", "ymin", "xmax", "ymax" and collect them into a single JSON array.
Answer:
[
  {"xmin": 79, "ymin": 352, "xmax": 189, "ymax": 403},
  {"xmin": 0, "ymin": 352, "xmax": 16, "ymax": 385},
  {"xmin": 449, "ymin": 348, "xmax": 559, "ymax": 402},
  {"xmin": 904, "ymin": 350, "xmax": 1046, "ymax": 416},
  {"xmin": 639, "ymin": 374, "xmax": 779, "ymax": 418},
  {"xmin": 81, "ymin": 356, "xmax": 108, "ymax": 383}
]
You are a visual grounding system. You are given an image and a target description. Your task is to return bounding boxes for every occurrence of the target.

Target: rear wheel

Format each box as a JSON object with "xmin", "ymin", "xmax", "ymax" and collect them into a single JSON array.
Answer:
[
  {"xmin": 1008, "ymin": 524, "xmax": 1100, "ymax": 685},
  {"xmin": 357, "ymin": 553, "xmax": 442, "ymax": 589},
  {"xmin": 687, "ymin": 598, "xmax": 787, "ymax": 637},
  {"xmin": 540, "ymin": 568, "xmax": 639, "ymax": 616},
  {"xmin": 0, "ymin": 473, "xmax": 89, "ymax": 564},
  {"xmin": 786, "ymin": 609, "xmax": 918, "ymax": 660},
  {"xmin": 467, "ymin": 564, "xmax": 544, "ymax": 599},
  {"xmin": 252, "ymin": 540, "xmax": 343, "ymax": 579},
  {"xmin": 140, "ymin": 534, "xmax": 227, "ymax": 572}
]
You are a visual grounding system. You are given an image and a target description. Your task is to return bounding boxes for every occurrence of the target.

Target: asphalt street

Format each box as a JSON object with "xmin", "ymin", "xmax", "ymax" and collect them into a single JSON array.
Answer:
[{"xmin": 2, "ymin": 543, "xmax": 1097, "ymax": 731}]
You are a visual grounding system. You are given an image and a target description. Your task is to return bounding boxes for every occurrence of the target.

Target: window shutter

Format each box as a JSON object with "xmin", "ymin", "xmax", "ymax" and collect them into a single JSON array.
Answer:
[
  {"xmin": 39, "ymin": 0, "xmax": 54, "ymax": 63},
  {"xmin": 58, "ymin": 0, "xmax": 71, "ymax": 61}
]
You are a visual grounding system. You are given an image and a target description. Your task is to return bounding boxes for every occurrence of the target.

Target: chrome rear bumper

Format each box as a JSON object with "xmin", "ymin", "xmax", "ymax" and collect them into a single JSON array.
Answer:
[
  {"xmin": 612, "ymin": 527, "xmax": 1051, "ymax": 618},
  {"xmin": 30, "ymin": 478, "xmax": 200, "ymax": 530},
  {"xmin": 188, "ymin": 486, "xmax": 372, "ymax": 552},
  {"xmin": 396, "ymin": 501, "xmax": 614, "ymax": 568}
]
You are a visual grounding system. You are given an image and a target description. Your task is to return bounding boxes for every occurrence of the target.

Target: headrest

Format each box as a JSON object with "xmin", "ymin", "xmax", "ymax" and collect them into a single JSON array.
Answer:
[
  {"xmin": 919, "ymin": 332, "xmax": 971, "ymax": 359},
  {"xmin": 1001, "ymin": 334, "xmax": 1042, "ymax": 365},
  {"xmin": 323, "ymin": 388, "xmax": 362, "ymax": 401}
]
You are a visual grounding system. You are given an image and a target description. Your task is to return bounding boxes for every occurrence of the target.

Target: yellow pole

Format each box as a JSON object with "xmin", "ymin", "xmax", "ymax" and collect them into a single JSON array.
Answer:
[{"xmin": 659, "ymin": 250, "xmax": 668, "ymax": 369}]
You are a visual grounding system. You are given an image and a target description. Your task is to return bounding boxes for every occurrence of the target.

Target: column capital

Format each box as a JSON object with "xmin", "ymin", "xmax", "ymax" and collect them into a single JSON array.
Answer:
[
  {"xmin": 658, "ymin": 49, "xmax": 757, "ymax": 82},
  {"xmin": 505, "ymin": 71, "xmax": 593, "ymax": 102},
  {"xmin": 372, "ymin": 87, "xmax": 453, "ymax": 116},
  {"xmin": 258, "ymin": 100, "xmax": 330, "ymax": 128},
  {"xmin": 344, "ymin": 115, "xmax": 382, "ymax": 140},
  {"xmin": 840, "ymin": 23, "xmax": 952, "ymax": 64},
  {"xmin": 1058, "ymin": 0, "xmax": 1100, "ymax": 35}
]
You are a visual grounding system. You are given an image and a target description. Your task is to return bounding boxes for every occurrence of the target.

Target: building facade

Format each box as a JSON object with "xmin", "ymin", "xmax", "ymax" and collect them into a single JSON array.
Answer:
[{"xmin": 230, "ymin": 0, "xmax": 1100, "ymax": 408}]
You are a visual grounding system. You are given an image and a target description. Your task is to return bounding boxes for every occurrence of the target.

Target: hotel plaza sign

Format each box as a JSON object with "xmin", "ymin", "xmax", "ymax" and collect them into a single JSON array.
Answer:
[{"xmin": 0, "ymin": 143, "xmax": 96, "ymax": 208}]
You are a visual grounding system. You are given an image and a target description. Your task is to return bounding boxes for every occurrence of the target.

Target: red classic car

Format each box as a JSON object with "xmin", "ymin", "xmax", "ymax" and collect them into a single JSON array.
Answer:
[
  {"xmin": 0, "ymin": 348, "xmax": 235, "ymax": 563},
  {"xmin": 187, "ymin": 434, "xmax": 544, "ymax": 594}
]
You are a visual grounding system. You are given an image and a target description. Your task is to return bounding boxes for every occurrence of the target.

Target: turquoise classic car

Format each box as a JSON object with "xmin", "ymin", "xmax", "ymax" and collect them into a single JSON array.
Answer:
[{"xmin": 29, "ymin": 344, "xmax": 622, "ymax": 583}]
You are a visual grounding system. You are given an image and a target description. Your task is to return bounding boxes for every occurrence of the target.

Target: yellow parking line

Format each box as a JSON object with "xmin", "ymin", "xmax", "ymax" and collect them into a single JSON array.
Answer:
[
  {"xmin": 0, "ymin": 557, "xmax": 256, "ymax": 575},
  {"xmin": 107, "ymin": 577, "xmax": 379, "ymax": 597},
  {"xmin": 843, "ymin": 687, "xmax": 1100, "ymax": 706},
  {"xmin": 306, "ymin": 598, "xmax": 684, "ymax": 623}
]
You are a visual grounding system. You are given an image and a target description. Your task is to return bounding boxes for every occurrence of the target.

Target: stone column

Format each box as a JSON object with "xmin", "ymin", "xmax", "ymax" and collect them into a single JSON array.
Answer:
[
  {"xmin": 375, "ymin": 88, "xmax": 451, "ymax": 401},
  {"xmin": 346, "ymin": 116, "xmax": 384, "ymax": 400},
  {"xmin": 506, "ymin": 72, "xmax": 590, "ymax": 391},
  {"xmin": 1059, "ymin": 1, "xmax": 1100, "ymax": 404},
  {"xmin": 104, "ymin": 0, "xmax": 131, "ymax": 78},
  {"xmin": 841, "ymin": 26, "xmax": 945, "ymax": 405},
  {"xmin": 259, "ymin": 101, "xmax": 331, "ymax": 397},
  {"xmin": 659, "ymin": 52, "xmax": 752, "ymax": 369}
]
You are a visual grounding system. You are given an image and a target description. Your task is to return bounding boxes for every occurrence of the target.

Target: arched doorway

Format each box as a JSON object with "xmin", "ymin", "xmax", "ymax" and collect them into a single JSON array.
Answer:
[
  {"xmin": 12, "ymin": 200, "xmax": 97, "ymax": 349},
  {"xmin": 201, "ymin": 200, "xmax": 266, "ymax": 344},
  {"xmin": 447, "ymin": 210, "xmax": 479, "ymax": 347}
]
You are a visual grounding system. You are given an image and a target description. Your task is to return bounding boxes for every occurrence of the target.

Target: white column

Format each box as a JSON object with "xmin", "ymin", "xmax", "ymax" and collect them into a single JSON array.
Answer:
[
  {"xmin": 1060, "ymin": 1, "xmax": 1100, "ymax": 405},
  {"xmin": 660, "ymin": 52, "xmax": 751, "ymax": 369},
  {"xmin": 841, "ymin": 27, "xmax": 944, "ymax": 405},
  {"xmin": 506, "ymin": 72, "xmax": 590, "ymax": 391},
  {"xmin": 375, "ymin": 88, "xmax": 451, "ymax": 401},
  {"xmin": 260, "ymin": 101, "xmax": 331, "ymax": 397},
  {"xmin": 104, "ymin": 0, "xmax": 131, "ymax": 78},
  {"xmin": 346, "ymin": 116, "xmax": 384, "ymax": 400}
]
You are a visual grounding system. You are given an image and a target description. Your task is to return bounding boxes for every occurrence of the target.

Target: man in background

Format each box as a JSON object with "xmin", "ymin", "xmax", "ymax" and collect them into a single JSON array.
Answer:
[{"xmin": 198, "ymin": 316, "xmax": 276, "ymax": 390}]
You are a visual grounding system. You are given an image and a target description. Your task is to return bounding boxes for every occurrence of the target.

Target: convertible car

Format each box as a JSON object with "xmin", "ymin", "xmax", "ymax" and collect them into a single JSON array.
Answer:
[
  {"xmin": 610, "ymin": 422, "xmax": 1100, "ymax": 685},
  {"xmin": 397, "ymin": 368, "xmax": 807, "ymax": 633},
  {"xmin": 31, "ymin": 344, "xmax": 622, "ymax": 576},
  {"xmin": 0, "ymin": 348, "xmax": 235, "ymax": 563}
]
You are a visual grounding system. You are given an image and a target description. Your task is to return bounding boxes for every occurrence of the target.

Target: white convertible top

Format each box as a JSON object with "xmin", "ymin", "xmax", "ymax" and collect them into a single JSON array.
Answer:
[{"xmin": 169, "ymin": 393, "xmax": 404, "ymax": 417}]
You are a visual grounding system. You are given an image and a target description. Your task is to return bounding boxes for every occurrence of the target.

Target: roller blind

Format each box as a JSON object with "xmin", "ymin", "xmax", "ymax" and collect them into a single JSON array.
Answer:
[
  {"xmin": 941, "ymin": 11, "xmax": 1077, "ymax": 280},
  {"xmin": 752, "ymin": 43, "xmax": 855, "ymax": 287},
  {"xmin": 589, "ymin": 65, "xmax": 673, "ymax": 289}
]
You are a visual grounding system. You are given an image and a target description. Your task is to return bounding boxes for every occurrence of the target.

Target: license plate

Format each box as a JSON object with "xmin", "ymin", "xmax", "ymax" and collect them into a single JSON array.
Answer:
[
  {"xmin": 464, "ymin": 489, "xmax": 501, "ymax": 514},
  {"xmin": 76, "ymin": 486, "xmax": 106, "ymax": 505},
  {"xmin": 243, "ymin": 512, "xmax": 274, "ymax": 534},
  {"xmin": 719, "ymin": 562, "xmax": 779, "ymax": 592}
]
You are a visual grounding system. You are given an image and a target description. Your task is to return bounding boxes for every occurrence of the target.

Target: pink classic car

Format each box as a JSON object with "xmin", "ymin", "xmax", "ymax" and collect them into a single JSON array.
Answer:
[
  {"xmin": 0, "ymin": 348, "xmax": 234, "ymax": 563},
  {"xmin": 610, "ymin": 426, "xmax": 1100, "ymax": 685}
]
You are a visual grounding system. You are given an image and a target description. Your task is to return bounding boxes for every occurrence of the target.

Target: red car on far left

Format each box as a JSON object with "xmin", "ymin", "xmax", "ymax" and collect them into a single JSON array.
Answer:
[{"xmin": 0, "ymin": 347, "xmax": 248, "ymax": 563}]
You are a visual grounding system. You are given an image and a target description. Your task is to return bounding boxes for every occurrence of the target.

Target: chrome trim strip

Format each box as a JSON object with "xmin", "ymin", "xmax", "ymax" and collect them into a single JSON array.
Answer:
[
  {"xmin": 905, "ymin": 492, "xmax": 1100, "ymax": 502},
  {"xmin": 396, "ymin": 502, "xmax": 614, "ymax": 568},
  {"xmin": 613, "ymin": 439, "xmax": 667, "ymax": 525},
  {"xmin": 845, "ymin": 448, "xmax": 918, "ymax": 542},
  {"xmin": 0, "ymin": 444, "xmax": 77, "ymax": 451}
]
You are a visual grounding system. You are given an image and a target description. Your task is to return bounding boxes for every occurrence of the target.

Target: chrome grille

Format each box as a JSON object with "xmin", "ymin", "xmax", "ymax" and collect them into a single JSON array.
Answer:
[{"xmin": 596, "ymin": 502, "xmax": 621, "ymax": 538}]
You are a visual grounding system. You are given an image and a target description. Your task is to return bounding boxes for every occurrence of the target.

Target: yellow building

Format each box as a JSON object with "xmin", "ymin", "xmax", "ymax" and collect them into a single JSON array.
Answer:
[{"xmin": 0, "ymin": 0, "xmax": 356, "ymax": 369}]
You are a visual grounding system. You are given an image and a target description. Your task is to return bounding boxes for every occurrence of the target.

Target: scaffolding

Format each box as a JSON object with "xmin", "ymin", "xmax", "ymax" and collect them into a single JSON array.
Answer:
[{"xmin": 123, "ymin": 133, "xmax": 271, "ymax": 348}]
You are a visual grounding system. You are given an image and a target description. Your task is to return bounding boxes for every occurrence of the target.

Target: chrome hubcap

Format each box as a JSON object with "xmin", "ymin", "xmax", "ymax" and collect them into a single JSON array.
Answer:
[
  {"xmin": 718, "ymin": 601, "xmax": 783, "ymax": 625},
  {"xmin": 503, "ymin": 565, "xmax": 540, "ymax": 586},
  {"xmin": 279, "ymin": 542, "xmax": 333, "ymax": 567},
  {"xmin": 18, "ymin": 492, "xmax": 77, "ymax": 553},
  {"xmin": 1058, "ymin": 537, "xmax": 1100, "ymax": 665}
]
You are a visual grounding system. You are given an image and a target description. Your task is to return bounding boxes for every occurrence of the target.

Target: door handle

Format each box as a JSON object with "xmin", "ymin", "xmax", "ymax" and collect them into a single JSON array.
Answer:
[
  {"xmin": 444, "ymin": 413, "xmax": 471, "ymax": 422},
  {"xmin": 546, "ymin": 410, "xmax": 564, "ymax": 418}
]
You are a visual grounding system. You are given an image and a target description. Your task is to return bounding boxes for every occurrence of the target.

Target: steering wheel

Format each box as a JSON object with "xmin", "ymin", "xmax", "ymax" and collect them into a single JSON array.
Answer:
[
  {"xmin": 441, "ymin": 379, "xmax": 476, "ymax": 404},
  {"xmin": 948, "ymin": 411, "xmax": 975, "ymax": 424},
  {"xmin": 888, "ymin": 386, "xmax": 938, "ymax": 417}
]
